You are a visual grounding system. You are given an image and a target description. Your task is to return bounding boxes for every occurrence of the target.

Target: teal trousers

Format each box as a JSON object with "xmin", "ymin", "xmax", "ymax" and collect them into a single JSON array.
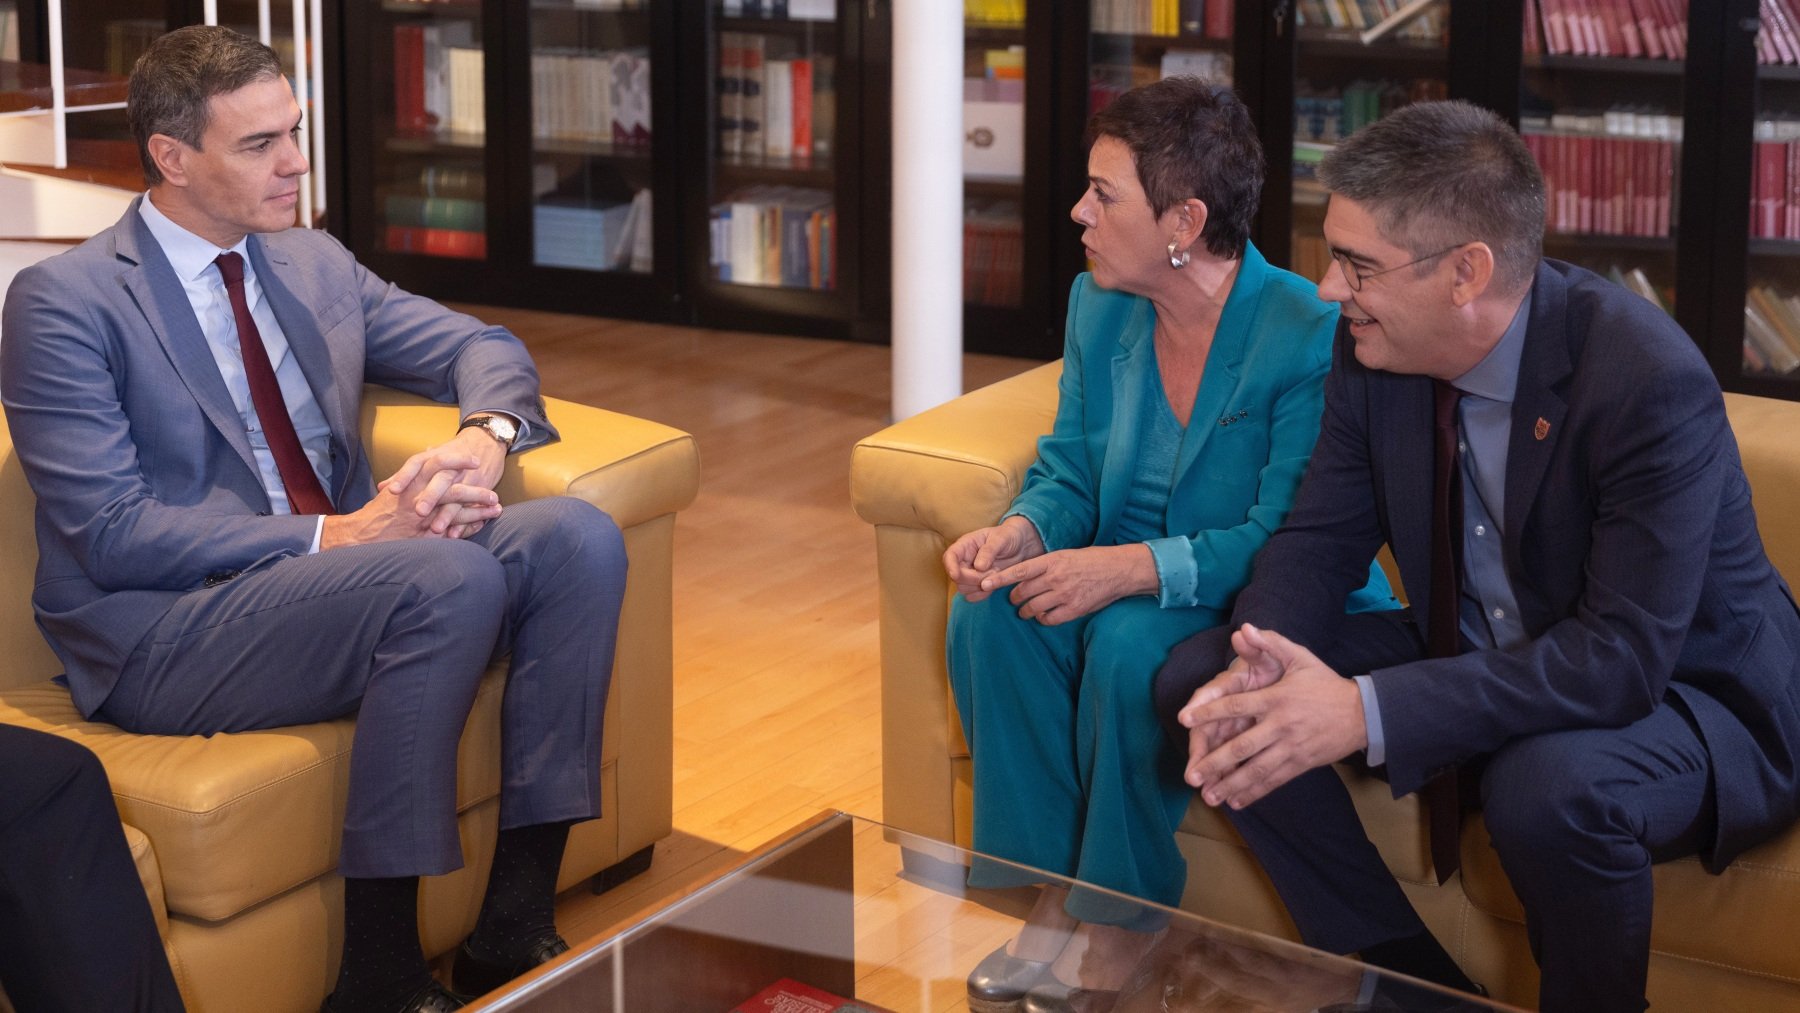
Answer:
[{"xmin": 947, "ymin": 591, "xmax": 1222, "ymax": 927}]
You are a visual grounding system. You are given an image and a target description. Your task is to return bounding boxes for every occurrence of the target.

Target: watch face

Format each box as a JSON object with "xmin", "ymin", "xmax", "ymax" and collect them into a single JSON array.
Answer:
[{"xmin": 487, "ymin": 416, "xmax": 518, "ymax": 443}]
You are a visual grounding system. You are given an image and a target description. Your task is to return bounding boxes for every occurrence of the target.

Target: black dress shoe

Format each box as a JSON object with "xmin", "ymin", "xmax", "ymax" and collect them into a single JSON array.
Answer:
[
  {"xmin": 451, "ymin": 931, "xmax": 571, "ymax": 997},
  {"xmin": 1019, "ymin": 975, "xmax": 1118, "ymax": 1013},
  {"xmin": 967, "ymin": 942, "xmax": 1055, "ymax": 1012},
  {"xmin": 319, "ymin": 979, "xmax": 468, "ymax": 1013}
]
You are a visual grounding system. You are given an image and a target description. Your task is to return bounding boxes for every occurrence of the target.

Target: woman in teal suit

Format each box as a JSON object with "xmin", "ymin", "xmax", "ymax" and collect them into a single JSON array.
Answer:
[{"xmin": 944, "ymin": 78, "xmax": 1395, "ymax": 1013}]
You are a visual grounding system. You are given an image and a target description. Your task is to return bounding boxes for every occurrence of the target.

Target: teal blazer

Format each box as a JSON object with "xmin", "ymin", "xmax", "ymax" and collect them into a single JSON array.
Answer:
[{"xmin": 1010, "ymin": 243, "xmax": 1394, "ymax": 615}]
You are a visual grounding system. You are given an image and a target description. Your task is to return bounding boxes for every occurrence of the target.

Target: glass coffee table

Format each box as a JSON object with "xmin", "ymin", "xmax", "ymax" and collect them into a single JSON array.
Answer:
[{"xmin": 473, "ymin": 811, "xmax": 1515, "ymax": 1012}]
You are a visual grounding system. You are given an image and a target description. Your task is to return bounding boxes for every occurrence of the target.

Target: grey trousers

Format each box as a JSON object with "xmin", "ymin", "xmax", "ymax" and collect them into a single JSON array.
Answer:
[{"xmin": 97, "ymin": 496, "xmax": 628, "ymax": 879}]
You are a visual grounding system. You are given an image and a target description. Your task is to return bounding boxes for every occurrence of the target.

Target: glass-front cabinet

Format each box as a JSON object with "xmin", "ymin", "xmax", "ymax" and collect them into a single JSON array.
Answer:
[
  {"xmin": 1733, "ymin": 0, "xmax": 1800, "ymax": 397},
  {"xmin": 344, "ymin": 0, "xmax": 494, "ymax": 278},
  {"xmin": 1517, "ymin": 0, "xmax": 1684, "ymax": 324},
  {"xmin": 339, "ymin": 1, "xmax": 679, "ymax": 316},
  {"xmin": 690, "ymin": 0, "xmax": 860, "ymax": 337},
  {"xmin": 1288, "ymin": 0, "xmax": 1450, "ymax": 285},
  {"xmin": 526, "ymin": 2, "xmax": 655, "ymax": 276}
]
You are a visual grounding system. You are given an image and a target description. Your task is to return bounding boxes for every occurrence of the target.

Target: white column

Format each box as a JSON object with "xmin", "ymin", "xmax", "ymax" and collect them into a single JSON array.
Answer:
[{"xmin": 890, "ymin": 0, "xmax": 962, "ymax": 420}]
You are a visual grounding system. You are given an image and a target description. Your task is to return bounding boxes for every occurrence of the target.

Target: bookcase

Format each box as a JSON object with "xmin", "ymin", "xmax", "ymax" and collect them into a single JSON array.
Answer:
[
  {"xmin": 320, "ymin": 1, "xmax": 1799, "ymax": 398},
  {"xmin": 685, "ymin": 0, "xmax": 871, "ymax": 340},
  {"xmin": 336, "ymin": 0, "xmax": 681, "ymax": 321}
]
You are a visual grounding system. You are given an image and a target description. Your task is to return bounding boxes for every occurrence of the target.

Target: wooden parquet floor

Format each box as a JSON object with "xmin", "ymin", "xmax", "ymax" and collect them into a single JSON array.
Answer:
[{"xmin": 448, "ymin": 304, "xmax": 1039, "ymax": 950}]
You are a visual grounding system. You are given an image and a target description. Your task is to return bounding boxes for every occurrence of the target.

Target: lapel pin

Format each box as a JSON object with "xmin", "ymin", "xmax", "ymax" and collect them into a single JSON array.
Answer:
[
  {"xmin": 1217, "ymin": 407, "xmax": 1251, "ymax": 427},
  {"xmin": 1534, "ymin": 417, "xmax": 1551, "ymax": 440}
]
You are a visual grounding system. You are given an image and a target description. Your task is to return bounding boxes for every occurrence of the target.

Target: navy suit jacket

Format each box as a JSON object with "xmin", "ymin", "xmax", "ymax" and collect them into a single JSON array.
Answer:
[
  {"xmin": 0, "ymin": 199, "xmax": 555, "ymax": 718},
  {"xmin": 1231, "ymin": 258, "xmax": 1800, "ymax": 870}
]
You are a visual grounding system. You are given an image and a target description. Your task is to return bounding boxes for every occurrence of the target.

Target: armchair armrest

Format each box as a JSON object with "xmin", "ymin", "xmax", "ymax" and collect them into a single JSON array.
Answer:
[
  {"xmin": 850, "ymin": 362, "xmax": 1061, "ymax": 538},
  {"xmin": 360, "ymin": 386, "xmax": 700, "ymax": 527}
]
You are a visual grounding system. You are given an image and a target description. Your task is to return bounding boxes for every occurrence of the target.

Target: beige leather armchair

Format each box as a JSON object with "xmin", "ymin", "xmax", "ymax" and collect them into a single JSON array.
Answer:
[
  {"xmin": 0, "ymin": 387, "xmax": 699, "ymax": 1012},
  {"xmin": 852, "ymin": 363, "xmax": 1800, "ymax": 1010}
]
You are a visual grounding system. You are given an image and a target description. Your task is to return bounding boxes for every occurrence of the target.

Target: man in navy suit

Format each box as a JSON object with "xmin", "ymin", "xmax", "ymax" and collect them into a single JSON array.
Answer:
[
  {"xmin": 1, "ymin": 26, "xmax": 627, "ymax": 1013},
  {"xmin": 1154, "ymin": 101, "xmax": 1800, "ymax": 1013}
]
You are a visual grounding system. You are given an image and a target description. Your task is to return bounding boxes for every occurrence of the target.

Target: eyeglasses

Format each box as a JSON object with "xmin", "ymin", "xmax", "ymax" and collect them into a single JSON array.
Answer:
[{"xmin": 1330, "ymin": 243, "xmax": 1467, "ymax": 292}]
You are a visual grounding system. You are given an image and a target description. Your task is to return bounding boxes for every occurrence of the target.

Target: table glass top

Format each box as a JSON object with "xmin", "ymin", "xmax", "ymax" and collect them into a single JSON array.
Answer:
[{"xmin": 476, "ymin": 811, "xmax": 1511, "ymax": 1012}]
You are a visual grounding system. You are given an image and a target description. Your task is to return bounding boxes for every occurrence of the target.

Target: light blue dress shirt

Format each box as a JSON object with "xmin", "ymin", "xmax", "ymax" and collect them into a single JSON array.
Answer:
[
  {"xmin": 1357, "ymin": 288, "xmax": 1533, "ymax": 767},
  {"xmin": 138, "ymin": 194, "xmax": 333, "ymax": 549}
]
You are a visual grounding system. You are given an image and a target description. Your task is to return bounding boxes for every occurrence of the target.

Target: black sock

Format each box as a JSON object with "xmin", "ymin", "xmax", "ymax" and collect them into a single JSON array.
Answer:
[
  {"xmin": 331, "ymin": 876, "xmax": 431, "ymax": 1011},
  {"xmin": 466, "ymin": 821, "xmax": 573, "ymax": 962},
  {"xmin": 1360, "ymin": 929, "xmax": 1477, "ymax": 993}
]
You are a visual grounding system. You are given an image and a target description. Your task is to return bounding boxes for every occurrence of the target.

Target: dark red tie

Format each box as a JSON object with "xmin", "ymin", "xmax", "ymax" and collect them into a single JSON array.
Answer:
[
  {"xmin": 1423, "ymin": 379, "xmax": 1464, "ymax": 883},
  {"xmin": 214, "ymin": 252, "xmax": 334, "ymax": 516}
]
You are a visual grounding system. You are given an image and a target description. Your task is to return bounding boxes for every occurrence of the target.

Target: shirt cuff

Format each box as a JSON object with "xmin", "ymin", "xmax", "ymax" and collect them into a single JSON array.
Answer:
[
  {"xmin": 307, "ymin": 515, "xmax": 324, "ymax": 555},
  {"xmin": 1354, "ymin": 674, "xmax": 1386, "ymax": 768},
  {"xmin": 1145, "ymin": 535, "xmax": 1199, "ymax": 608}
]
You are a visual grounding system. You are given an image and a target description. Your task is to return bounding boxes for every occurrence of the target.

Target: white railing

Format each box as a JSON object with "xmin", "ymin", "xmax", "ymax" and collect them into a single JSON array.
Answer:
[{"xmin": 7, "ymin": 0, "xmax": 326, "ymax": 224}]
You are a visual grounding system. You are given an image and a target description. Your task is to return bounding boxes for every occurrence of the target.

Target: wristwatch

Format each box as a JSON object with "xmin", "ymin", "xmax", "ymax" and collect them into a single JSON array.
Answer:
[{"xmin": 459, "ymin": 412, "xmax": 519, "ymax": 451}]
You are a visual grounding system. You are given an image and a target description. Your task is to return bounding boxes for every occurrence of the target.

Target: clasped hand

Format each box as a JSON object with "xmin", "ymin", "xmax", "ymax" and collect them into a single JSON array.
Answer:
[
  {"xmin": 942, "ymin": 517, "xmax": 1152, "ymax": 625},
  {"xmin": 1176, "ymin": 623, "xmax": 1368, "ymax": 810},
  {"xmin": 321, "ymin": 428, "xmax": 505, "ymax": 549}
]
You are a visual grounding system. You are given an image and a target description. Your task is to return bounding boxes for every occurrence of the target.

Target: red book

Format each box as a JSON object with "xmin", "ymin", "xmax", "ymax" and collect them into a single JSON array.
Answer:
[
  {"xmin": 790, "ymin": 58, "xmax": 814, "ymax": 162},
  {"xmin": 1614, "ymin": 0, "xmax": 1644, "ymax": 56},
  {"xmin": 1576, "ymin": 133, "xmax": 1596, "ymax": 233},
  {"xmin": 1655, "ymin": 138, "xmax": 1673, "ymax": 237},
  {"xmin": 1524, "ymin": 0, "xmax": 1544, "ymax": 54},
  {"xmin": 1596, "ymin": 0, "xmax": 1628, "ymax": 56},
  {"xmin": 1542, "ymin": 0, "xmax": 1571, "ymax": 54},
  {"xmin": 1203, "ymin": 0, "xmax": 1232, "ymax": 39},
  {"xmin": 1785, "ymin": 138, "xmax": 1800, "ymax": 238},
  {"xmin": 730, "ymin": 979, "xmax": 894, "ymax": 1013},
  {"xmin": 1626, "ymin": 0, "xmax": 1665, "ymax": 58},
  {"xmin": 1756, "ymin": 139, "xmax": 1787, "ymax": 239},
  {"xmin": 393, "ymin": 25, "xmax": 428, "ymax": 135}
]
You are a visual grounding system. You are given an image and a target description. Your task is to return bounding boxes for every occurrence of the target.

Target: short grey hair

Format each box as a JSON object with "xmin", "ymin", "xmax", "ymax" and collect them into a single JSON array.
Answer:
[
  {"xmin": 1318, "ymin": 100, "xmax": 1545, "ymax": 294},
  {"xmin": 128, "ymin": 25, "xmax": 284, "ymax": 186}
]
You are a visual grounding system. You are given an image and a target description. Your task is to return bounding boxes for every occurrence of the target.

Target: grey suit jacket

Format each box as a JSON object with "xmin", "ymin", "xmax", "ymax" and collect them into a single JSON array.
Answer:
[
  {"xmin": 0, "ymin": 199, "xmax": 556, "ymax": 717},
  {"xmin": 1231, "ymin": 258, "xmax": 1800, "ymax": 871}
]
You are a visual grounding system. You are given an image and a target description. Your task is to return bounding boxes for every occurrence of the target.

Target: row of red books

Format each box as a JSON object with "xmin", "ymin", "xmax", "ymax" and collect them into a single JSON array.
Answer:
[
  {"xmin": 1522, "ymin": 113, "xmax": 1680, "ymax": 238},
  {"xmin": 384, "ymin": 225, "xmax": 485, "ymax": 260},
  {"xmin": 1751, "ymin": 131, "xmax": 1800, "ymax": 240},
  {"xmin": 1523, "ymin": 0, "xmax": 1688, "ymax": 60},
  {"xmin": 1753, "ymin": 0, "xmax": 1800, "ymax": 65}
]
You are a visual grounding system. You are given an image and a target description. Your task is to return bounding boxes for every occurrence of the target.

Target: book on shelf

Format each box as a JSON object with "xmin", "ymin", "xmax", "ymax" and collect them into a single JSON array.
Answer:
[
  {"xmin": 710, "ymin": 185, "xmax": 834, "ymax": 290},
  {"xmin": 1530, "ymin": 0, "xmax": 1689, "ymax": 60},
  {"xmin": 965, "ymin": 198, "xmax": 1023, "ymax": 307},
  {"xmin": 1750, "ymin": 116, "xmax": 1800, "ymax": 239},
  {"xmin": 384, "ymin": 225, "xmax": 486, "ymax": 260},
  {"xmin": 609, "ymin": 49, "xmax": 652, "ymax": 146},
  {"xmin": 718, "ymin": 31, "xmax": 746, "ymax": 157},
  {"xmin": 385, "ymin": 194, "xmax": 484, "ymax": 231},
  {"xmin": 791, "ymin": 58, "xmax": 815, "ymax": 160},
  {"xmin": 724, "ymin": 0, "xmax": 838, "ymax": 20},
  {"xmin": 1089, "ymin": 0, "xmax": 1226, "ymax": 36},
  {"xmin": 530, "ymin": 46, "xmax": 651, "ymax": 147},
  {"xmin": 1296, "ymin": 0, "xmax": 1445, "ymax": 43},
  {"xmin": 719, "ymin": 33, "xmax": 829, "ymax": 164},
  {"xmin": 1744, "ymin": 288, "xmax": 1800, "ymax": 374},
  {"xmin": 968, "ymin": 0, "xmax": 1026, "ymax": 26},
  {"xmin": 739, "ymin": 32, "xmax": 767, "ymax": 159},
  {"xmin": 1521, "ymin": 108, "xmax": 1679, "ymax": 238},
  {"xmin": 764, "ymin": 59, "xmax": 795, "ymax": 160},
  {"xmin": 533, "ymin": 196, "xmax": 633, "ymax": 271},
  {"xmin": 729, "ymin": 978, "xmax": 893, "ymax": 1013}
]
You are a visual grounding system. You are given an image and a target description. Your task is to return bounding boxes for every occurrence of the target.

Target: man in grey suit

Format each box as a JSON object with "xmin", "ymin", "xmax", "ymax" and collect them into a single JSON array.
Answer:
[
  {"xmin": 0, "ymin": 26, "xmax": 628, "ymax": 1013},
  {"xmin": 1154, "ymin": 102, "xmax": 1800, "ymax": 1013}
]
